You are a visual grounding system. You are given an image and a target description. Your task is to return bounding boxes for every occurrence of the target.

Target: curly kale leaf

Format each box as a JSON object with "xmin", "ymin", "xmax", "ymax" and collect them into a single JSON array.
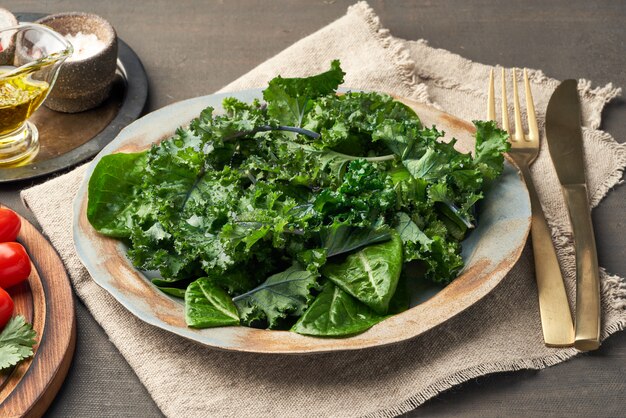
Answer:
[
  {"xmin": 263, "ymin": 60, "xmax": 345, "ymax": 127},
  {"xmin": 303, "ymin": 91, "xmax": 421, "ymax": 155},
  {"xmin": 313, "ymin": 159, "xmax": 396, "ymax": 226},
  {"xmin": 233, "ymin": 264, "xmax": 320, "ymax": 329},
  {"xmin": 473, "ymin": 120, "xmax": 511, "ymax": 180},
  {"xmin": 394, "ymin": 211, "xmax": 463, "ymax": 284}
]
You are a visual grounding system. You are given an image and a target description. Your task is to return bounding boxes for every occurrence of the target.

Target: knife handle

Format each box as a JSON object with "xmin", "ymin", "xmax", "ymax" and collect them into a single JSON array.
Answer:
[
  {"xmin": 562, "ymin": 184, "xmax": 601, "ymax": 351},
  {"xmin": 521, "ymin": 167, "xmax": 574, "ymax": 346}
]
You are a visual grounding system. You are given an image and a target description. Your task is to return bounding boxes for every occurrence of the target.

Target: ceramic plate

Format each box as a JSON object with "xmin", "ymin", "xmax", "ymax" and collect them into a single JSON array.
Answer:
[{"xmin": 73, "ymin": 89, "xmax": 530, "ymax": 354}]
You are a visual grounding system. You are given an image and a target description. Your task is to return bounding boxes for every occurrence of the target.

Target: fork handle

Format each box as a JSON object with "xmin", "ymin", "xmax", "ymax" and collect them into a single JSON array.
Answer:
[
  {"xmin": 562, "ymin": 184, "xmax": 601, "ymax": 351},
  {"xmin": 521, "ymin": 166, "xmax": 575, "ymax": 347}
]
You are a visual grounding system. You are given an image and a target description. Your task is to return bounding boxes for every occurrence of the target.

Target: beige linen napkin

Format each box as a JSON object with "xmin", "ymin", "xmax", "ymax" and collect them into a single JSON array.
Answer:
[{"xmin": 22, "ymin": 2, "xmax": 626, "ymax": 417}]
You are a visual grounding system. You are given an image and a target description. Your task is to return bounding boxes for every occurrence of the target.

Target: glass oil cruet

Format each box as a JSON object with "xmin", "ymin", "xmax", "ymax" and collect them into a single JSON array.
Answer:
[{"xmin": 0, "ymin": 23, "xmax": 72, "ymax": 167}]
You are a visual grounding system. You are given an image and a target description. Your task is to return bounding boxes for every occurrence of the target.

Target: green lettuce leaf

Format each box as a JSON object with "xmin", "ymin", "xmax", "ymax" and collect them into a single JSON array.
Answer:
[
  {"xmin": 291, "ymin": 281, "xmax": 387, "ymax": 337},
  {"xmin": 156, "ymin": 286, "xmax": 187, "ymax": 299},
  {"xmin": 320, "ymin": 223, "xmax": 391, "ymax": 257},
  {"xmin": 87, "ymin": 151, "xmax": 147, "ymax": 237},
  {"xmin": 185, "ymin": 278, "xmax": 240, "ymax": 328},
  {"xmin": 321, "ymin": 231, "xmax": 403, "ymax": 314},
  {"xmin": 387, "ymin": 273, "xmax": 410, "ymax": 314}
]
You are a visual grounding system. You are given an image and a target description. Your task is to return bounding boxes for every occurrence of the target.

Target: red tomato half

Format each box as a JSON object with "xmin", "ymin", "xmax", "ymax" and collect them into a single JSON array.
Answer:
[
  {"xmin": 0, "ymin": 287, "xmax": 14, "ymax": 330},
  {"xmin": 0, "ymin": 208, "xmax": 21, "ymax": 242},
  {"xmin": 0, "ymin": 242, "xmax": 31, "ymax": 289}
]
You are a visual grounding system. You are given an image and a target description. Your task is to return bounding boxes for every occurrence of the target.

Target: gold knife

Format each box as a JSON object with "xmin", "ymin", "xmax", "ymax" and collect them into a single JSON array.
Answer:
[{"xmin": 545, "ymin": 79, "xmax": 601, "ymax": 351}]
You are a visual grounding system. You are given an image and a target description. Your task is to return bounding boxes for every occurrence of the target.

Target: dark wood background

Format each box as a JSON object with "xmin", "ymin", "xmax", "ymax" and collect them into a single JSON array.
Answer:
[{"xmin": 1, "ymin": 1, "xmax": 625, "ymax": 416}]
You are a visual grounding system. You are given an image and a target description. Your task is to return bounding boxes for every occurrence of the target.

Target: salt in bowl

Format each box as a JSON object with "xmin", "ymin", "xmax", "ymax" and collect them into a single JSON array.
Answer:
[
  {"xmin": 0, "ymin": 8, "xmax": 18, "ymax": 65},
  {"xmin": 34, "ymin": 12, "xmax": 118, "ymax": 113}
]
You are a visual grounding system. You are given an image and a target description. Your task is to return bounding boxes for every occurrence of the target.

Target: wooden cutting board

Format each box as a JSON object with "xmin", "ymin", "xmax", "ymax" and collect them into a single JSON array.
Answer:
[{"xmin": 0, "ymin": 207, "xmax": 75, "ymax": 418}]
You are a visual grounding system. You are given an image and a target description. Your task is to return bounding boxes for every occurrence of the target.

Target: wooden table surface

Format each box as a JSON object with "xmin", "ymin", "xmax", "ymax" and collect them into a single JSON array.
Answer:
[{"xmin": 1, "ymin": 1, "xmax": 625, "ymax": 416}]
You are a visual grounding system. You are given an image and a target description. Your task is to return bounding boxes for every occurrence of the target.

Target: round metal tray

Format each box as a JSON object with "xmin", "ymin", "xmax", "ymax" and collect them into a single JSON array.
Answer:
[{"xmin": 0, "ymin": 12, "xmax": 148, "ymax": 183}]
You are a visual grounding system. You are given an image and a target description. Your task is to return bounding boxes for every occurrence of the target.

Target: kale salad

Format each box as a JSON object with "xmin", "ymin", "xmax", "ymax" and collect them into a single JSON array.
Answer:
[{"xmin": 87, "ymin": 61, "xmax": 509, "ymax": 337}]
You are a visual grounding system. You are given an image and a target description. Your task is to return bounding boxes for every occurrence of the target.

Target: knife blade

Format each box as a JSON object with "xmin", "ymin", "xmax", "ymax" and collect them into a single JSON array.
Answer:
[{"xmin": 545, "ymin": 79, "xmax": 601, "ymax": 351}]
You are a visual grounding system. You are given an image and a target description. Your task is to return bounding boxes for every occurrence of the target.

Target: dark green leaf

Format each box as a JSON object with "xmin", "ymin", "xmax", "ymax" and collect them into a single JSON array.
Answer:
[
  {"xmin": 320, "ymin": 223, "xmax": 391, "ymax": 257},
  {"xmin": 428, "ymin": 182, "xmax": 473, "ymax": 233},
  {"xmin": 403, "ymin": 147, "xmax": 451, "ymax": 182},
  {"xmin": 321, "ymin": 231, "xmax": 403, "ymax": 314},
  {"xmin": 395, "ymin": 212, "xmax": 432, "ymax": 250},
  {"xmin": 387, "ymin": 273, "xmax": 410, "ymax": 314},
  {"xmin": 263, "ymin": 60, "xmax": 345, "ymax": 127},
  {"xmin": 233, "ymin": 264, "xmax": 319, "ymax": 329},
  {"xmin": 291, "ymin": 282, "xmax": 387, "ymax": 337},
  {"xmin": 185, "ymin": 278, "xmax": 240, "ymax": 328},
  {"xmin": 157, "ymin": 286, "xmax": 187, "ymax": 299},
  {"xmin": 303, "ymin": 91, "xmax": 421, "ymax": 153},
  {"xmin": 87, "ymin": 151, "xmax": 147, "ymax": 237},
  {"xmin": 313, "ymin": 159, "xmax": 397, "ymax": 227},
  {"xmin": 317, "ymin": 149, "xmax": 354, "ymax": 180},
  {"xmin": 425, "ymin": 235, "xmax": 464, "ymax": 284},
  {"xmin": 472, "ymin": 120, "xmax": 510, "ymax": 180},
  {"xmin": 296, "ymin": 248, "xmax": 327, "ymax": 273}
]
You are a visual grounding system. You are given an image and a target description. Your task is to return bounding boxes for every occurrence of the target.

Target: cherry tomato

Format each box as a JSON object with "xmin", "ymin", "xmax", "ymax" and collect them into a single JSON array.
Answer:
[
  {"xmin": 0, "ymin": 208, "xmax": 21, "ymax": 242},
  {"xmin": 0, "ymin": 287, "xmax": 14, "ymax": 330},
  {"xmin": 0, "ymin": 242, "xmax": 31, "ymax": 289}
]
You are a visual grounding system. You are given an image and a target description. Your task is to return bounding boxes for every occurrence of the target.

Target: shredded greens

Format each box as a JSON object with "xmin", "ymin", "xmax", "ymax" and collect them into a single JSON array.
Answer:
[{"xmin": 87, "ymin": 61, "xmax": 509, "ymax": 336}]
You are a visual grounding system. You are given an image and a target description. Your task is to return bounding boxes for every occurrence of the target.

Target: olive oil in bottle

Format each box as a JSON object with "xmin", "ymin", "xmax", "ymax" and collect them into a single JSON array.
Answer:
[{"xmin": 0, "ymin": 68, "xmax": 49, "ymax": 137}]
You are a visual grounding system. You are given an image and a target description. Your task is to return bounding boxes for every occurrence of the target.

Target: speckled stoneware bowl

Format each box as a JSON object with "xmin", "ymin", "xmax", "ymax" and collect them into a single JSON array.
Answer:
[
  {"xmin": 0, "ymin": 8, "xmax": 18, "ymax": 65},
  {"xmin": 35, "ymin": 12, "xmax": 118, "ymax": 113}
]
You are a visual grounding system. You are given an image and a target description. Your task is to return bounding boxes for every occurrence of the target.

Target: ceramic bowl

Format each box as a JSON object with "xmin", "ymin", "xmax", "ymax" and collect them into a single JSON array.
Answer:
[
  {"xmin": 0, "ymin": 8, "xmax": 18, "ymax": 65},
  {"xmin": 35, "ymin": 12, "xmax": 118, "ymax": 113}
]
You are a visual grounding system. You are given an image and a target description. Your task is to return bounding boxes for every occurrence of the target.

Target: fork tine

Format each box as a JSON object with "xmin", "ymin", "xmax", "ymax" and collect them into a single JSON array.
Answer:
[
  {"xmin": 501, "ymin": 68, "xmax": 510, "ymax": 134},
  {"xmin": 524, "ymin": 68, "xmax": 539, "ymax": 141},
  {"xmin": 512, "ymin": 68, "xmax": 524, "ymax": 142},
  {"xmin": 487, "ymin": 68, "xmax": 496, "ymax": 121}
]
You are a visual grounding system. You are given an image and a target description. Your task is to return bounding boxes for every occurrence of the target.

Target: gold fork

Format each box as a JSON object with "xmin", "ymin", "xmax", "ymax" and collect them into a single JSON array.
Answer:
[{"xmin": 488, "ymin": 68, "xmax": 574, "ymax": 347}]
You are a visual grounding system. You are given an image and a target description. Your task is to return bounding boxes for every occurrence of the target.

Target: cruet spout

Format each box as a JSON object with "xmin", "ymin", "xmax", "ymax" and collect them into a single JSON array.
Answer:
[{"xmin": 0, "ymin": 23, "xmax": 73, "ymax": 166}]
